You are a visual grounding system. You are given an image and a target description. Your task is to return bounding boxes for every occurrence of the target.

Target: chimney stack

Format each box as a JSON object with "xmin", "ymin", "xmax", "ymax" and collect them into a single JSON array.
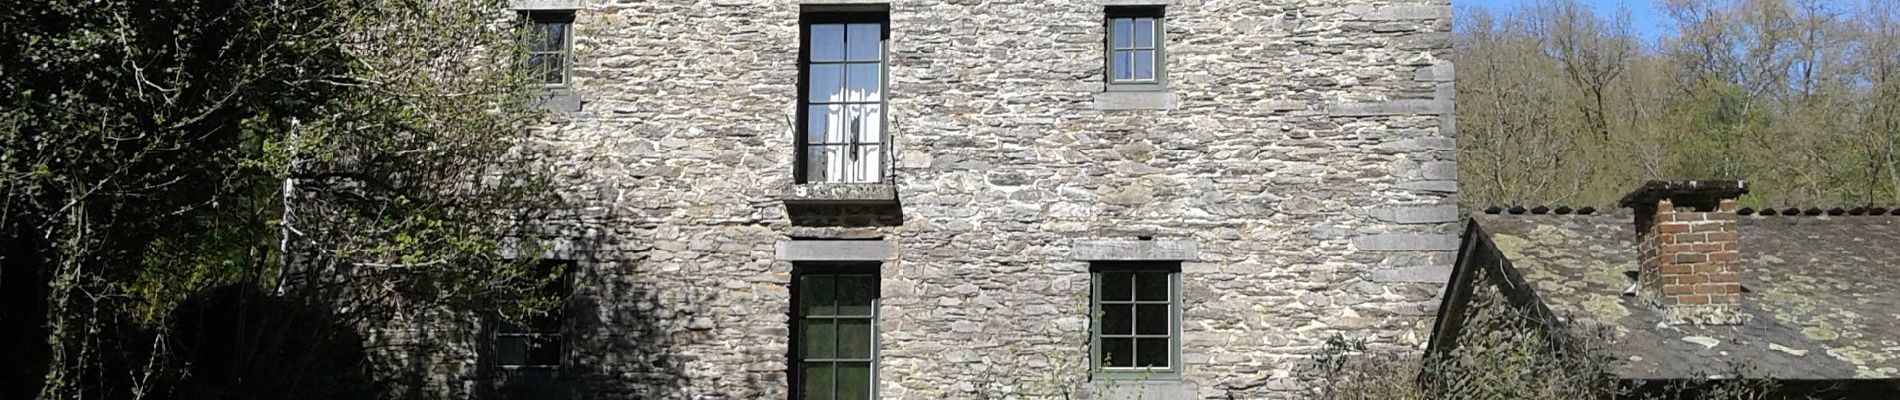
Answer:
[{"xmin": 1617, "ymin": 180, "xmax": 1748, "ymax": 326}]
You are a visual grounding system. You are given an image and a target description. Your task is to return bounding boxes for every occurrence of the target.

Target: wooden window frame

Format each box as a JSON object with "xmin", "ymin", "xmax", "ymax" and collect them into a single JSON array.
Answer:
[
  {"xmin": 1090, "ymin": 262, "xmax": 1182, "ymax": 380},
  {"xmin": 491, "ymin": 260, "xmax": 574, "ymax": 373},
  {"xmin": 797, "ymin": 11, "xmax": 890, "ymax": 184},
  {"xmin": 789, "ymin": 263, "xmax": 882, "ymax": 399},
  {"xmin": 523, "ymin": 10, "xmax": 574, "ymax": 87},
  {"xmin": 1105, "ymin": 6, "xmax": 1167, "ymax": 92}
]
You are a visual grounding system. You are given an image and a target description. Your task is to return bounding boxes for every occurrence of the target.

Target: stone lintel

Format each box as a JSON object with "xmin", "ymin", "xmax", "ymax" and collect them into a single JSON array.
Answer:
[
  {"xmin": 1394, "ymin": 180, "xmax": 1458, "ymax": 193},
  {"xmin": 1352, "ymin": 234, "xmax": 1458, "ymax": 251},
  {"xmin": 799, "ymin": 0, "xmax": 891, "ymax": 8},
  {"xmin": 1073, "ymin": 240, "xmax": 1198, "ymax": 261},
  {"xmin": 1378, "ymin": 300, "xmax": 1442, "ymax": 316},
  {"xmin": 1370, "ymin": 205, "xmax": 1459, "ymax": 224},
  {"xmin": 1415, "ymin": 63, "xmax": 1455, "ymax": 82},
  {"xmin": 781, "ymin": 182, "xmax": 898, "ymax": 204},
  {"xmin": 509, "ymin": 0, "xmax": 582, "ymax": 10},
  {"xmin": 1264, "ymin": 100, "xmax": 1307, "ymax": 111},
  {"xmin": 1369, "ymin": 265, "xmax": 1453, "ymax": 283},
  {"xmin": 1362, "ymin": 5, "xmax": 1452, "ymax": 21},
  {"xmin": 777, "ymin": 240, "xmax": 893, "ymax": 261},
  {"xmin": 1097, "ymin": 0, "xmax": 1173, "ymax": 6},
  {"xmin": 1326, "ymin": 99, "xmax": 1450, "ymax": 117},
  {"xmin": 1093, "ymin": 91, "xmax": 1177, "ymax": 111}
]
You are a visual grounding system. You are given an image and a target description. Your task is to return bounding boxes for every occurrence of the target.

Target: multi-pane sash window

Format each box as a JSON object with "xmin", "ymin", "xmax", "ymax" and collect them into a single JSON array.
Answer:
[
  {"xmin": 799, "ymin": 14, "xmax": 887, "ymax": 183},
  {"xmin": 496, "ymin": 260, "xmax": 572, "ymax": 369},
  {"xmin": 525, "ymin": 11, "xmax": 573, "ymax": 86},
  {"xmin": 794, "ymin": 271, "xmax": 879, "ymax": 399},
  {"xmin": 1092, "ymin": 264, "xmax": 1180, "ymax": 378},
  {"xmin": 1106, "ymin": 7, "xmax": 1165, "ymax": 90}
]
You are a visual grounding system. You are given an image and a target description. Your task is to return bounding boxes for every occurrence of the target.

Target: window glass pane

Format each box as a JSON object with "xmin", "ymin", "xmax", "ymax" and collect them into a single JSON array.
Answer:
[
  {"xmin": 801, "ymin": 105, "xmax": 832, "ymax": 144},
  {"xmin": 836, "ymin": 362, "xmax": 873, "ymax": 400},
  {"xmin": 836, "ymin": 275, "xmax": 877, "ymax": 316},
  {"xmin": 849, "ymin": 105, "xmax": 882, "ymax": 144},
  {"xmin": 1101, "ymin": 338, "xmax": 1135, "ymax": 368},
  {"xmin": 1100, "ymin": 272, "xmax": 1132, "ymax": 301},
  {"xmin": 1112, "ymin": 51, "xmax": 1133, "ymax": 81},
  {"xmin": 801, "ymin": 363, "xmax": 835, "ymax": 399},
  {"xmin": 808, "ymin": 64, "xmax": 845, "ymax": 103},
  {"xmin": 1135, "ymin": 304, "xmax": 1168, "ymax": 335},
  {"xmin": 543, "ymin": 55, "xmax": 565, "ymax": 84},
  {"xmin": 845, "ymin": 63, "xmax": 881, "ymax": 103},
  {"xmin": 545, "ymin": 22, "xmax": 568, "ymax": 52},
  {"xmin": 1111, "ymin": 18, "xmax": 1133, "ymax": 49},
  {"xmin": 846, "ymin": 23, "xmax": 882, "ymax": 62},
  {"xmin": 810, "ymin": 24, "xmax": 845, "ymax": 62},
  {"xmin": 527, "ymin": 335, "xmax": 562, "ymax": 366},
  {"xmin": 807, "ymin": 145, "xmax": 848, "ymax": 183},
  {"xmin": 802, "ymin": 319, "xmax": 836, "ymax": 359},
  {"xmin": 1135, "ymin": 272, "xmax": 1169, "ymax": 301},
  {"xmin": 808, "ymin": 105, "xmax": 842, "ymax": 144},
  {"xmin": 497, "ymin": 337, "xmax": 527, "ymax": 366},
  {"xmin": 1135, "ymin": 338, "xmax": 1170, "ymax": 368},
  {"xmin": 1101, "ymin": 304, "xmax": 1132, "ymax": 335},
  {"xmin": 1133, "ymin": 50, "xmax": 1154, "ymax": 80},
  {"xmin": 836, "ymin": 318, "xmax": 873, "ymax": 359},
  {"xmin": 800, "ymin": 275, "xmax": 836, "ymax": 316},
  {"xmin": 1134, "ymin": 18, "xmax": 1154, "ymax": 48},
  {"xmin": 528, "ymin": 54, "xmax": 548, "ymax": 78},
  {"xmin": 850, "ymin": 145, "xmax": 881, "ymax": 183}
]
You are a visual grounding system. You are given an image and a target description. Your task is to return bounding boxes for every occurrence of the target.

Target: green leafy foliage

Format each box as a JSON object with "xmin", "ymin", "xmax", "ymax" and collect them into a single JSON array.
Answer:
[
  {"xmin": 1458, "ymin": 0, "xmax": 1900, "ymax": 208},
  {"xmin": 1, "ymin": 0, "xmax": 566, "ymax": 398}
]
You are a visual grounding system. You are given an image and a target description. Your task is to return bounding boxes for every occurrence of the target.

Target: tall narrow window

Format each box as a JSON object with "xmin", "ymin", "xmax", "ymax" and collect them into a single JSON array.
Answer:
[
  {"xmin": 799, "ymin": 12, "xmax": 887, "ymax": 184},
  {"xmin": 525, "ymin": 11, "xmax": 573, "ymax": 86},
  {"xmin": 1091, "ymin": 263, "xmax": 1180, "ymax": 379},
  {"xmin": 793, "ymin": 268, "xmax": 879, "ymax": 399},
  {"xmin": 1106, "ymin": 7, "xmax": 1165, "ymax": 91},
  {"xmin": 495, "ymin": 260, "xmax": 572, "ymax": 370}
]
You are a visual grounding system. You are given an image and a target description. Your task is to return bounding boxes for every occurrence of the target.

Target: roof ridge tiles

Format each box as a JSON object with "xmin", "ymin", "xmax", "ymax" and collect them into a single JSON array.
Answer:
[
  {"xmin": 1737, "ymin": 205, "xmax": 1900, "ymax": 217},
  {"xmin": 1480, "ymin": 205, "xmax": 1597, "ymax": 215},
  {"xmin": 1478, "ymin": 204, "xmax": 1900, "ymax": 217}
]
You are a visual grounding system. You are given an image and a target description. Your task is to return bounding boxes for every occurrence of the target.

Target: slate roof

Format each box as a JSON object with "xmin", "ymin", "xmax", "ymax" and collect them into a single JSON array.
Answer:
[{"xmin": 1470, "ymin": 211, "xmax": 1900, "ymax": 380}]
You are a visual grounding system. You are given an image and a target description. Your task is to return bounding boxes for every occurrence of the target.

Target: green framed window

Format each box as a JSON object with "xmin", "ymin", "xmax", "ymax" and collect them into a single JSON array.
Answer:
[
  {"xmin": 1091, "ymin": 263, "xmax": 1180, "ymax": 379},
  {"xmin": 793, "ymin": 266, "xmax": 880, "ymax": 399},
  {"xmin": 1106, "ymin": 6, "xmax": 1166, "ymax": 91},
  {"xmin": 523, "ymin": 11, "xmax": 573, "ymax": 86},
  {"xmin": 494, "ymin": 260, "xmax": 573, "ymax": 370},
  {"xmin": 798, "ymin": 11, "xmax": 888, "ymax": 184}
]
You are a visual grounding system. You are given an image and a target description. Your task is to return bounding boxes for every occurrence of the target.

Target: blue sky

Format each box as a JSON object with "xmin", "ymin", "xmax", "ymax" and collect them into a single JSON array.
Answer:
[{"xmin": 1456, "ymin": 0, "xmax": 1675, "ymax": 41}]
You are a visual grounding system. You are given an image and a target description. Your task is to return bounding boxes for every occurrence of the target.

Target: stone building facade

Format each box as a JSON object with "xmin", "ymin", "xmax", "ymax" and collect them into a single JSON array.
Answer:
[{"xmin": 464, "ymin": 0, "xmax": 1457, "ymax": 398}]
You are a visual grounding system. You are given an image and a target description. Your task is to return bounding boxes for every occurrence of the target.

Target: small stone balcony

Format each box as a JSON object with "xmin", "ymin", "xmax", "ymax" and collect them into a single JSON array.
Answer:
[{"xmin": 779, "ymin": 182, "xmax": 898, "ymax": 205}]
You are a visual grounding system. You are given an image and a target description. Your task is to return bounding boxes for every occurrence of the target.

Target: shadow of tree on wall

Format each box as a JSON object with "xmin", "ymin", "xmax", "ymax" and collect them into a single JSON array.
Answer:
[
  {"xmin": 165, "ymin": 285, "xmax": 377, "ymax": 400},
  {"xmin": 466, "ymin": 212, "xmax": 781, "ymax": 400},
  {"xmin": 0, "ymin": 230, "xmax": 53, "ymax": 400}
]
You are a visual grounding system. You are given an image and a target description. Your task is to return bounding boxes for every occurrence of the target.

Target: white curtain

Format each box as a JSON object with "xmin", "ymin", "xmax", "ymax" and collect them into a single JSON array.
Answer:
[{"xmin": 817, "ymin": 90, "xmax": 881, "ymax": 183}]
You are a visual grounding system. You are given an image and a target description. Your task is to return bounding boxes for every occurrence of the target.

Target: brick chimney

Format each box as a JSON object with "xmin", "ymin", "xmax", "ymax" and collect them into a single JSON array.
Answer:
[{"xmin": 1617, "ymin": 180, "xmax": 1748, "ymax": 326}]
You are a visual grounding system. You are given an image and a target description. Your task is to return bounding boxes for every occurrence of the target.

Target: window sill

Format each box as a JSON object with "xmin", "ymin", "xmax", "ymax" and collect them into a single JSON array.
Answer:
[
  {"xmin": 1085, "ymin": 379, "xmax": 1197, "ymax": 400},
  {"xmin": 489, "ymin": 364, "xmax": 565, "ymax": 380},
  {"xmin": 1093, "ymin": 90, "xmax": 1175, "ymax": 111},
  {"xmin": 509, "ymin": 0, "xmax": 582, "ymax": 10},
  {"xmin": 781, "ymin": 182, "xmax": 898, "ymax": 204},
  {"xmin": 529, "ymin": 87, "xmax": 581, "ymax": 112},
  {"xmin": 1092, "ymin": 370, "xmax": 1182, "ymax": 381}
]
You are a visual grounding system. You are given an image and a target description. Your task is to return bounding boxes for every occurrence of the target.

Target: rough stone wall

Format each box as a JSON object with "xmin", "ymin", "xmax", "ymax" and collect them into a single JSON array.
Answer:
[{"xmin": 462, "ymin": 0, "xmax": 1456, "ymax": 398}]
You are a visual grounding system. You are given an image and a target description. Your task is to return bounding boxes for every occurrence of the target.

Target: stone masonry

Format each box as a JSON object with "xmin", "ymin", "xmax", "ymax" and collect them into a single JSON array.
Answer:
[{"xmin": 447, "ymin": 0, "xmax": 1457, "ymax": 398}]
